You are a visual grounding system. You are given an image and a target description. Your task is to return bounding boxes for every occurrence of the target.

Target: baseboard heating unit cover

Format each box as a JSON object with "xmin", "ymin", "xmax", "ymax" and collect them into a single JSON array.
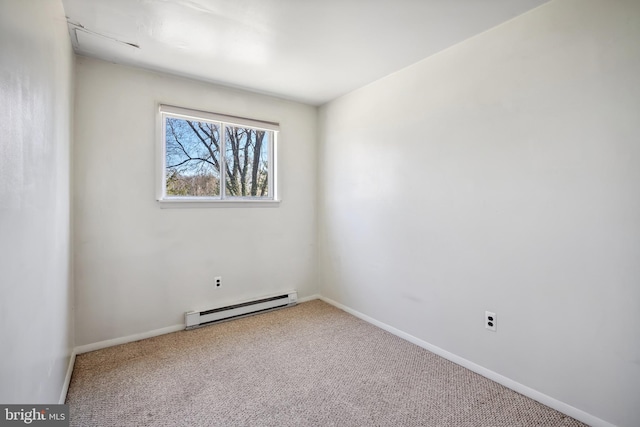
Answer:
[{"xmin": 185, "ymin": 291, "xmax": 298, "ymax": 329}]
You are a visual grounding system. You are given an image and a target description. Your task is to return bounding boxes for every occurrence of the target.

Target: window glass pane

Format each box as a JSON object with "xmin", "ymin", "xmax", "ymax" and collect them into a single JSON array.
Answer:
[
  {"xmin": 224, "ymin": 126, "xmax": 270, "ymax": 197},
  {"xmin": 165, "ymin": 117, "xmax": 221, "ymax": 197}
]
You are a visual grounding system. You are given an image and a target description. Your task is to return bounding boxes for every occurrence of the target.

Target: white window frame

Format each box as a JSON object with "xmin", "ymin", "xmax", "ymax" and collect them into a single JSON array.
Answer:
[{"xmin": 157, "ymin": 104, "xmax": 280, "ymax": 208}]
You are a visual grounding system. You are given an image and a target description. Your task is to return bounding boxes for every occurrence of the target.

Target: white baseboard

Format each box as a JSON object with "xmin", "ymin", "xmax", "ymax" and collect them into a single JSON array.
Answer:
[
  {"xmin": 73, "ymin": 295, "xmax": 320, "ymax": 357},
  {"xmin": 59, "ymin": 349, "xmax": 77, "ymax": 404},
  {"xmin": 319, "ymin": 296, "xmax": 615, "ymax": 427},
  {"xmin": 74, "ymin": 324, "xmax": 185, "ymax": 355},
  {"xmin": 298, "ymin": 294, "xmax": 320, "ymax": 303}
]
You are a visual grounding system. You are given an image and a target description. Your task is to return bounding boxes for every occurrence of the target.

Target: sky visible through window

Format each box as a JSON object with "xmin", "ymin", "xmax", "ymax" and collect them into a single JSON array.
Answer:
[{"xmin": 164, "ymin": 116, "xmax": 269, "ymax": 198}]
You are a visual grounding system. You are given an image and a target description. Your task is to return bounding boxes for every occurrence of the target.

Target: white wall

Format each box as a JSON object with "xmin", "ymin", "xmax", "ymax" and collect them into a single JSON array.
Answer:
[
  {"xmin": 318, "ymin": 0, "xmax": 640, "ymax": 426},
  {"xmin": 0, "ymin": 0, "xmax": 74, "ymax": 403},
  {"xmin": 73, "ymin": 57, "xmax": 317, "ymax": 346}
]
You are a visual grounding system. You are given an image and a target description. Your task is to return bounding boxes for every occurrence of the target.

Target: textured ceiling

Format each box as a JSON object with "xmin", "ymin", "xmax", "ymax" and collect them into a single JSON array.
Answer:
[{"xmin": 62, "ymin": 0, "xmax": 550, "ymax": 105}]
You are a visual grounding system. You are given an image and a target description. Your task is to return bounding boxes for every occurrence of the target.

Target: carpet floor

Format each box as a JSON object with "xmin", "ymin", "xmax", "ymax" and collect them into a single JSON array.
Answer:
[{"xmin": 66, "ymin": 300, "xmax": 586, "ymax": 426}]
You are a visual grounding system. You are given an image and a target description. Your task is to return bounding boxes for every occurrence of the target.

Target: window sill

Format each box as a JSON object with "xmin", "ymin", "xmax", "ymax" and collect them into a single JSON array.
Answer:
[{"xmin": 157, "ymin": 198, "xmax": 281, "ymax": 209}]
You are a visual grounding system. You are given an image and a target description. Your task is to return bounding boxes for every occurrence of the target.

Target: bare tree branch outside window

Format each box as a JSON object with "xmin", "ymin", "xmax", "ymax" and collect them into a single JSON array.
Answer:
[{"xmin": 165, "ymin": 117, "xmax": 270, "ymax": 198}]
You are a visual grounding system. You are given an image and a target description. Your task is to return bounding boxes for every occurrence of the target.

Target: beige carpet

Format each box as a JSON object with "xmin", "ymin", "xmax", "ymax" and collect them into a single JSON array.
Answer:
[{"xmin": 66, "ymin": 300, "xmax": 586, "ymax": 426}]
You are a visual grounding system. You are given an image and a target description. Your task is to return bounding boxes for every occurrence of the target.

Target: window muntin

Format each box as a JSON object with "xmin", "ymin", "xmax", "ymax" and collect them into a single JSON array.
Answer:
[{"xmin": 158, "ymin": 105, "xmax": 278, "ymax": 204}]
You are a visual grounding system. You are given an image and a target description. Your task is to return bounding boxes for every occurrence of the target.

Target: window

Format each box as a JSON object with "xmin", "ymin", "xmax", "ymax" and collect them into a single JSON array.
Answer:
[{"xmin": 157, "ymin": 105, "xmax": 279, "ymax": 206}]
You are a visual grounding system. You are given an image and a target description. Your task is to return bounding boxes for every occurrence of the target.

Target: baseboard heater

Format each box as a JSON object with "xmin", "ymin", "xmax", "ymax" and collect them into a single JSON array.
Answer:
[{"xmin": 185, "ymin": 291, "xmax": 298, "ymax": 330}]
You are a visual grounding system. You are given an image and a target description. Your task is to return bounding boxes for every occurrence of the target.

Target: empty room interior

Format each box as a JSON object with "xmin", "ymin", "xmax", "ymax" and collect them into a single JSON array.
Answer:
[{"xmin": 1, "ymin": 0, "xmax": 639, "ymax": 426}]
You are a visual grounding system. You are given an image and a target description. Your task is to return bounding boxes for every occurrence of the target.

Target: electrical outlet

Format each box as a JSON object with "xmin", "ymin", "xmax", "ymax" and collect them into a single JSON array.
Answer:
[
  {"xmin": 485, "ymin": 311, "xmax": 496, "ymax": 332},
  {"xmin": 215, "ymin": 276, "xmax": 222, "ymax": 288}
]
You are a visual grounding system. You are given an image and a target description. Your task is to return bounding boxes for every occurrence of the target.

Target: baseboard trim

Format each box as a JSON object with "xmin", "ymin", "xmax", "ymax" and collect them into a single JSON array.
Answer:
[
  {"xmin": 298, "ymin": 294, "xmax": 320, "ymax": 303},
  {"xmin": 74, "ymin": 324, "xmax": 185, "ymax": 355},
  {"xmin": 319, "ymin": 296, "xmax": 615, "ymax": 427},
  {"xmin": 73, "ymin": 296, "xmax": 320, "ymax": 356},
  {"xmin": 59, "ymin": 350, "xmax": 77, "ymax": 404}
]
